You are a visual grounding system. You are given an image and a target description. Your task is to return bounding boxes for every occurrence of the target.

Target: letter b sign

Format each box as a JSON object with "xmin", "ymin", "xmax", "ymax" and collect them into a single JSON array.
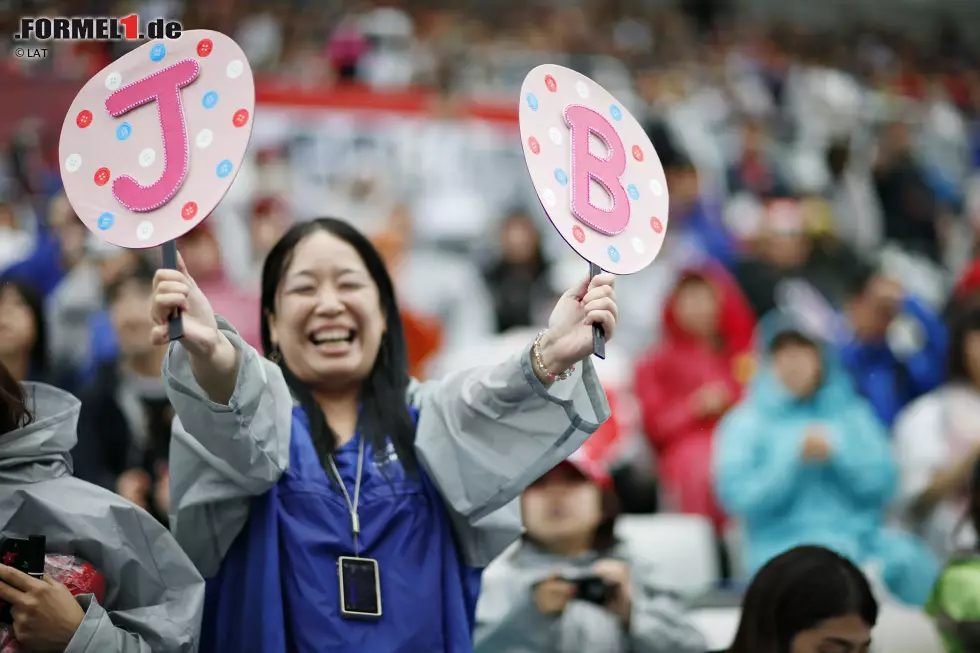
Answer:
[{"xmin": 563, "ymin": 105, "xmax": 630, "ymax": 236}]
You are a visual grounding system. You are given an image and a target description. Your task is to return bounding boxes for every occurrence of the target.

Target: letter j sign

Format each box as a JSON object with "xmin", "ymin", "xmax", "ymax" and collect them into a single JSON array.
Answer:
[
  {"xmin": 518, "ymin": 64, "xmax": 670, "ymax": 275},
  {"xmin": 58, "ymin": 29, "xmax": 255, "ymax": 249}
]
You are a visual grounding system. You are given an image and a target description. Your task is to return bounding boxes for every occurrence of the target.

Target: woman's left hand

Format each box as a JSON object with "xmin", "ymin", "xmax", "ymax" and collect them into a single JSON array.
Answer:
[
  {"xmin": 593, "ymin": 558, "xmax": 632, "ymax": 627},
  {"xmin": 538, "ymin": 274, "xmax": 618, "ymax": 374},
  {"xmin": 0, "ymin": 565, "xmax": 84, "ymax": 651}
]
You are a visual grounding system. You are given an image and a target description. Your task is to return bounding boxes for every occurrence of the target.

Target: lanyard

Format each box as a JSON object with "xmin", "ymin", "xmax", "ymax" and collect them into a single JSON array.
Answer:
[{"xmin": 328, "ymin": 437, "xmax": 365, "ymax": 557}]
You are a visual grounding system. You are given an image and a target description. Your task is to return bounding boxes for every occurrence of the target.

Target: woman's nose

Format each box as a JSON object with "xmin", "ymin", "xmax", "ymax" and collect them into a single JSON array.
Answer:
[{"xmin": 313, "ymin": 287, "xmax": 344, "ymax": 315}]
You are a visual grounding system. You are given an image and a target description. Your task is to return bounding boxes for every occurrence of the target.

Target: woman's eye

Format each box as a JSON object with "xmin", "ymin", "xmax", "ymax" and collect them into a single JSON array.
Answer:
[{"xmin": 288, "ymin": 286, "xmax": 316, "ymax": 295}]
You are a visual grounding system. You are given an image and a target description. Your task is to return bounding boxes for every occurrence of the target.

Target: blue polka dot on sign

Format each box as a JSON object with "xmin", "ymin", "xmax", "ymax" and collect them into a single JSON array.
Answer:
[
  {"xmin": 216, "ymin": 159, "xmax": 233, "ymax": 178},
  {"xmin": 610, "ymin": 105, "xmax": 623, "ymax": 121},
  {"xmin": 627, "ymin": 184, "xmax": 639, "ymax": 200},
  {"xmin": 97, "ymin": 212, "xmax": 114, "ymax": 230},
  {"xmin": 202, "ymin": 91, "xmax": 218, "ymax": 109},
  {"xmin": 554, "ymin": 168, "xmax": 568, "ymax": 186},
  {"xmin": 526, "ymin": 93, "xmax": 539, "ymax": 111},
  {"xmin": 607, "ymin": 246, "xmax": 621, "ymax": 263},
  {"xmin": 116, "ymin": 122, "xmax": 132, "ymax": 141},
  {"xmin": 149, "ymin": 43, "xmax": 166, "ymax": 62}
]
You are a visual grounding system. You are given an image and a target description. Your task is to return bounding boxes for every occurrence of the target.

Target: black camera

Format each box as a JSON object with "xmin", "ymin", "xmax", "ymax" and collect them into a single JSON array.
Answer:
[
  {"xmin": 0, "ymin": 535, "xmax": 45, "ymax": 623},
  {"xmin": 567, "ymin": 574, "xmax": 616, "ymax": 605}
]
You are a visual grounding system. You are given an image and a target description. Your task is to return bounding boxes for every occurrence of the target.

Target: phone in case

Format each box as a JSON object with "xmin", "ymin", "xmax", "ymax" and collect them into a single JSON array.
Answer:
[
  {"xmin": 337, "ymin": 556, "xmax": 382, "ymax": 620},
  {"xmin": 0, "ymin": 535, "xmax": 45, "ymax": 623}
]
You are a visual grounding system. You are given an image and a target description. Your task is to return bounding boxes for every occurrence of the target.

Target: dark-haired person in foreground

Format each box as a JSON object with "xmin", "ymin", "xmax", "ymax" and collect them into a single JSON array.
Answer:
[
  {"xmin": 153, "ymin": 218, "xmax": 614, "ymax": 652},
  {"xmin": 728, "ymin": 546, "xmax": 878, "ymax": 653},
  {"xmin": 0, "ymin": 360, "xmax": 203, "ymax": 651}
]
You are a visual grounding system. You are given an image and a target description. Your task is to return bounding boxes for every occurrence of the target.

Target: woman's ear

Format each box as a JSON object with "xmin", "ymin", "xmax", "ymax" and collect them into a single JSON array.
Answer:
[{"xmin": 265, "ymin": 310, "xmax": 279, "ymax": 349}]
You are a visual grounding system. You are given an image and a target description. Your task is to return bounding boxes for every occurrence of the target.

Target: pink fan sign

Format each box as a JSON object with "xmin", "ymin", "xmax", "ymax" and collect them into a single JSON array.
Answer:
[
  {"xmin": 58, "ymin": 30, "xmax": 254, "ymax": 249},
  {"xmin": 519, "ymin": 65, "xmax": 669, "ymax": 275}
]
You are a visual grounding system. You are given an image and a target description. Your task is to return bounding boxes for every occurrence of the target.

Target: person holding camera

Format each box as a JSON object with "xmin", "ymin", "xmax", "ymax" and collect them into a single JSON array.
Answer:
[
  {"xmin": 0, "ymin": 359, "xmax": 203, "ymax": 651},
  {"xmin": 474, "ymin": 451, "xmax": 706, "ymax": 653}
]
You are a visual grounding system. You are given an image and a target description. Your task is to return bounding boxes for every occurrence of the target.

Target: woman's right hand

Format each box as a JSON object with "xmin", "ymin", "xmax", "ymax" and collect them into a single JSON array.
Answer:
[
  {"xmin": 151, "ymin": 252, "xmax": 240, "ymax": 405},
  {"xmin": 150, "ymin": 253, "xmax": 220, "ymax": 357}
]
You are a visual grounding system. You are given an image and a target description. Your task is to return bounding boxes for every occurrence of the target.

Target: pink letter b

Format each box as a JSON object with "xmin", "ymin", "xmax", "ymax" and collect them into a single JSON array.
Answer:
[
  {"xmin": 105, "ymin": 59, "xmax": 200, "ymax": 213},
  {"xmin": 563, "ymin": 105, "xmax": 631, "ymax": 236}
]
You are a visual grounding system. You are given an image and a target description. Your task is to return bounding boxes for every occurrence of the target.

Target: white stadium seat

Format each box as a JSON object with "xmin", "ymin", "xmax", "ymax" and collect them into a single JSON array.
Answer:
[{"xmin": 614, "ymin": 513, "xmax": 720, "ymax": 597}]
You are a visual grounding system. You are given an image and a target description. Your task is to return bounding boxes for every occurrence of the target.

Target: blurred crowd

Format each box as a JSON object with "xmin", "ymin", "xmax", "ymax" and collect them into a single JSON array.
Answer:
[{"xmin": 4, "ymin": 0, "xmax": 980, "ymax": 650}]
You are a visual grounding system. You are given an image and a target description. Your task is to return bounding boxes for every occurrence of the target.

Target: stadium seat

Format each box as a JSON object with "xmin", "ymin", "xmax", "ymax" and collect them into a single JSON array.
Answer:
[
  {"xmin": 723, "ymin": 521, "xmax": 747, "ymax": 580},
  {"xmin": 614, "ymin": 513, "xmax": 720, "ymax": 597},
  {"xmin": 872, "ymin": 602, "xmax": 945, "ymax": 653},
  {"xmin": 689, "ymin": 607, "xmax": 741, "ymax": 652}
]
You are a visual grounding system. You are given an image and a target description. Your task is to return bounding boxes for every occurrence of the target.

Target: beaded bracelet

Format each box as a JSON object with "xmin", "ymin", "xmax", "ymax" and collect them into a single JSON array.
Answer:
[{"xmin": 532, "ymin": 330, "xmax": 575, "ymax": 382}]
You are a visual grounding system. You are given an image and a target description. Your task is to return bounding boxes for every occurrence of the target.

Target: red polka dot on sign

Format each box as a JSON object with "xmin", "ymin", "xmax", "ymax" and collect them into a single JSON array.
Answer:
[
  {"xmin": 197, "ymin": 39, "xmax": 213, "ymax": 57},
  {"xmin": 76, "ymin": 110, "xmax": 93, "ymax": 128},
  {"xmin": 572, "ymin": 225, "xmax": 586, "ymax": 243},
  {"xmin": 545, "ymin": 75, "xmax": 557, "ymax": 92},
  {"xmin": 233, "ymin": 109, "xmax": 249, "ymax": 128},
  {"xmin": 93, "ymin": 167, "xmax": 110, "ymax": 186},
  {"xmin": 650, "ymin": 217, "xmax": 663, "ymax": 234},
  {"xmin": 632, "ymin": 145, "xmax": 644, "ymax": 162},
  {"xmin": 528, "ymin": 136, "xmax": 541, "ymax": 155},
  {"xmin": 182, "ymin": 202, "xmax": 198, "ymax": 220}
]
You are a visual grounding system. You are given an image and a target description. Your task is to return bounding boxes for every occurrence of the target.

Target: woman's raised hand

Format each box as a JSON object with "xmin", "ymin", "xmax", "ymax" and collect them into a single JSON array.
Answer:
[
  {"xmin": 535, "ymin": 273, "xmax": 619, "ymax": 376},
  {"xmin": 150, "ymin": 252, "xmax": 220, "ymax": 358},
  {"xmin": 150, "ymin": 252, "xmax": 240, "ymax": 405}
]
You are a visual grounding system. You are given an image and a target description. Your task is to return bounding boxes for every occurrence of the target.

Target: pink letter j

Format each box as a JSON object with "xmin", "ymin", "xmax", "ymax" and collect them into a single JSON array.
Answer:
[{"xmin": 105, "ymin": 59, "xmax": 200, "ymax": 212}]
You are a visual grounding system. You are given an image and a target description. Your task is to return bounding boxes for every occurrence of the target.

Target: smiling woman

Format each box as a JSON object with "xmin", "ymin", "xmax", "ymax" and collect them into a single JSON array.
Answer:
[{"xmin": 151, "ymin": 216, "xmax": 617, "ymax": 653}]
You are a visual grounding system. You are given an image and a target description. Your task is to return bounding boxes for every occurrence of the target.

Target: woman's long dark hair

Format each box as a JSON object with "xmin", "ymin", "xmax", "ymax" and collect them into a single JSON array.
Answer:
[
  {"xmin": 729, "ymin": 546, "xmax": 878, "ymax": 653},
  {"xmin": 0, "ymin": 359, "xmax": 32, "ymax": 435},
  {"xmin": 260, "ymin": 218, "xmax": 417, "ymax": 475},
  {"xmin": 0, "ymin": 279, "xmax": 48, "ymax": 381}
]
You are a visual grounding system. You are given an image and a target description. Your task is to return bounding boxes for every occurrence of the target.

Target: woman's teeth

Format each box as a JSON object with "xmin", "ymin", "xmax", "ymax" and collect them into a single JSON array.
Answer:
[{"xmin": 311, "ymin": 331, "xmax": 353, "ymax": 345}]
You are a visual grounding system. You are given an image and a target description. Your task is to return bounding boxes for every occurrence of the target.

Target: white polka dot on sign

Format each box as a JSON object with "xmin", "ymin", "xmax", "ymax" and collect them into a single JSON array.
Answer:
[
  {"xmin": 195, "ymin": 129, "xmax": 214, "ymax": 149},
  {"xmin": 575, "ymin": 81, "xmax": 589, "ymax": 99},
  {"xmin": 64, "ymin": 153, "xmax": 82, "ymax": 173},
  {"xmin": 226, "ymin": 60, "xmax": 244, "ymax": 79},
  {"xmin": 649, "ymin": 178, "xmax": 664, "ymax": 196},
  {"xmin": 632, "ymin": 237, "xmax": 645, "ymax": 254},
  {"xmin": 138, "ymin": 148, "xmax": 156, "ymax": 167},
  {"xmin": 548, "ymin": 127, "xmax": 563, "ymax": 145},
  {"xmin": 105, "ymin": 71, "xmax": 122, "ymax": 91},
  {"xmin": 136, "ymin": 221, "xmax": 154, "ymax": 241},
  {"xmin": 542, "ymin": 188, "xmax": 557, "ymax": 207}
]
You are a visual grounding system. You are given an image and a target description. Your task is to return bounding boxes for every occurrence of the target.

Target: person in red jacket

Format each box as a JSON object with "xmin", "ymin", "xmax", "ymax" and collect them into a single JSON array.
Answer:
[{"xmin": 634, "ymin": 264, "xmax": 756, "ymax": 532}]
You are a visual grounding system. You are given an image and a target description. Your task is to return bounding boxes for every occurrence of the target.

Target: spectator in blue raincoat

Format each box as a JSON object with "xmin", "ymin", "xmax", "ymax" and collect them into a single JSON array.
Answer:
[
  {"xmin": 714, "ymin": 309, "xmax": 939, "ymax": 606},
  {"xmin": 154, "ymin": 218, "xmax": 614, "ymax": 653},
  {"xmin": 839, "ymin": 265, "xmax": 947, "ymax": 427}
]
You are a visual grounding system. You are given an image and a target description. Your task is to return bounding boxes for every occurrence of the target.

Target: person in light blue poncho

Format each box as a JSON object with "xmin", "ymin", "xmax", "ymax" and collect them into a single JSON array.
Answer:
[{"xmin": 714, "ymin": 309, "xmax": 939, "ymax": 606}]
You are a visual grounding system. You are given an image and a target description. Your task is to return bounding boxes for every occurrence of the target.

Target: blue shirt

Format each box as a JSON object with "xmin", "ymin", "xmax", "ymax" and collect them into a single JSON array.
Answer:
[
  {"xmin": 839, "ymin": 297, "xmax": 947, "ymax": 427},
  {"xmin": 200, "ymin": 405, "xmax": 483, "ymax": 653}
]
